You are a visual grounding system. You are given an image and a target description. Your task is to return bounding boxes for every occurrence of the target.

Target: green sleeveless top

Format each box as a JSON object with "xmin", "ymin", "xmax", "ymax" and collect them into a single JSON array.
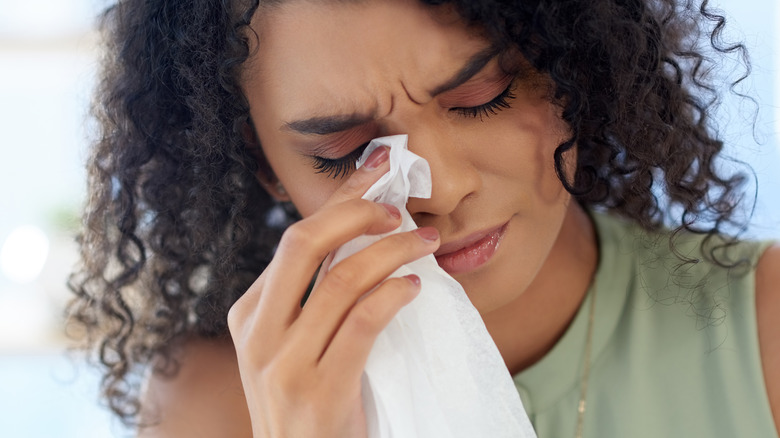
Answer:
[{"xmin": 513, "ymin": 212, "xmax": 777, "ymax": 437}]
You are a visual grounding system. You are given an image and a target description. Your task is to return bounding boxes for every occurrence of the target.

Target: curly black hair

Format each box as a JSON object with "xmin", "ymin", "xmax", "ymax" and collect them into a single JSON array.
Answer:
[{"xmin": 67, "ymin": 0, "xmax": 751, "ymax": 425}]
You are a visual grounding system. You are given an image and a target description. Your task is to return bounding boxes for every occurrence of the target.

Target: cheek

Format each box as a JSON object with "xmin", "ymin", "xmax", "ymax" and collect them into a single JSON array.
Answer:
[
  {"xmin": 528, "ymin": 103, "xmax": 571, "ymax": 198},
  {"xmin": 250, "ymin": 118, "xmax": 341, "ymax": 217},
  {"xmin": 271, "ymin": 159, "xmax": 340, "ymax": 217},
  {"xmin": 490, "ymin": 102, "xmax": 570, "ymax": 200},
  {"xmin": 287, "ymin": 179, "xmax": 338, "ymax": 217},
  {"xmin": 255, "ymin": 140, "xmax": 339, "ymax": 218}
]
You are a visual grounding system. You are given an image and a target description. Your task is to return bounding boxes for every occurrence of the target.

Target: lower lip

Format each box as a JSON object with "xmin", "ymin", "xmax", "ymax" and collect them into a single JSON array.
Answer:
[{"xmin": 435, "ymin": 224, "xmax": 507, "ymax": 275}]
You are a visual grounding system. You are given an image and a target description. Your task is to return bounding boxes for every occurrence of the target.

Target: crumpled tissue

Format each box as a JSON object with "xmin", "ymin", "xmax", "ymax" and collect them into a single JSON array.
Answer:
[{"xmin": 329, "ymin": 135, "xmax": 537, "ymax": 438}]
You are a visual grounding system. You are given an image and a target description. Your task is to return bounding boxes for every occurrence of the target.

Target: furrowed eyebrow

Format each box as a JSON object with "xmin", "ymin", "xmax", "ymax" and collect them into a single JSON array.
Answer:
[
  {"xmin": 284, "ymin": 113, "xmax": 375, "ymax": 136},
  {"xmin": 283, "ymin": 45, "xmax": 501, "ymax": 136},
  {"xmin": 428, "ymin": 45, "xmax": 501, "ymax": 97}
]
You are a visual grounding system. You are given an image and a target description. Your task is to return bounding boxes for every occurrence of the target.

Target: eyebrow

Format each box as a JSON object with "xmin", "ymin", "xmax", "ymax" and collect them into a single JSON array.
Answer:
[
  {"xmin": 284, "ymin": 113, "xmax": 374, "ymax": 136},
  {"xmin": 283, "ymin": 45, "xmax": 501, "ymax": 136},
  {"xmin": 428, "ymin": 45, "xmax": 501, "ymax": 96}
]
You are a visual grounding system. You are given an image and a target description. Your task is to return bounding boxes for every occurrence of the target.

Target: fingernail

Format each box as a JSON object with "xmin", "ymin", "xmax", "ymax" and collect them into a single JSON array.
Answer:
[
  {"xmin": 404, "ymin": 274, "xmax": 421, "ymax": 287},
  {"xmin": 363, "ymin": 146, "xmax": 389, "ymax": 170},
  {"xmin": 380, "ymin": 203, "xmax": 401, "ymax": 220},
  {"xmin": 415, "ymin": 227, "xmax": 439, "ymax": 242}
]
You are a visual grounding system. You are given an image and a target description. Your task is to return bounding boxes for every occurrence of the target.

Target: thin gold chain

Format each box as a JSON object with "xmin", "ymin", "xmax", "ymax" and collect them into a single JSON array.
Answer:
[{"xmin": 575, "ymin": 285, "xmax": 597, "ymax": 438}]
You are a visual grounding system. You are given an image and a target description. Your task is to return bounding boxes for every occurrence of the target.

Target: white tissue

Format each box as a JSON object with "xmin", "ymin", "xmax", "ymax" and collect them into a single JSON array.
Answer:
[{"xmin": 329, "ymin": 135, "xmax": 537, "ymax": 438}]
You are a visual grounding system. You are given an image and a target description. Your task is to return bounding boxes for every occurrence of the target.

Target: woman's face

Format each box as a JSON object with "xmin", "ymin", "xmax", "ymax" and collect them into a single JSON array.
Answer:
[{"xmin": 242, "ymin": 0, "xmax": 577, "ymax": 314}]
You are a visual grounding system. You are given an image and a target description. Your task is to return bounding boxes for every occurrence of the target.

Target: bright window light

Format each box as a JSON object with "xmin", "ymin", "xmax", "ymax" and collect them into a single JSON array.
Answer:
[{"xmin": 0, "ymin": 225, "xmax": 49, "ymax": 284}]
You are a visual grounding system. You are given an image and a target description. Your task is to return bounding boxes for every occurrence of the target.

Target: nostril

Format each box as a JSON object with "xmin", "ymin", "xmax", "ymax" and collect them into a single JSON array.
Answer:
[{"xmin": 408, "ymin": 209, "xmax": 434, "ymax": 225}]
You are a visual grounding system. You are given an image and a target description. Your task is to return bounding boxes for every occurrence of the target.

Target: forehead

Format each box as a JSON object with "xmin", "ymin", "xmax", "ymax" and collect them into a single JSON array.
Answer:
[{"xmin": 242, "ymin": 0, "xmax": 489, "ymax": 118}]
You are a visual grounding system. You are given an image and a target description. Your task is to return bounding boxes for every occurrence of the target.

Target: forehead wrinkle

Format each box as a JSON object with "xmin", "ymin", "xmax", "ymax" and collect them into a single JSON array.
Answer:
[
  {"xmin": 281, "ymin": 53, "xmax": 398, "ymax": 132},
  {"xmin": 282, "ymin": 81, "xmax": 384, "ymax": 134},
  {"xmin": 396, "ymin": 30, "xmax": 497, "ymax": 104},
  {"xmin": 248, "ymin": 0, "xmax": 494, "ymax": 131}
]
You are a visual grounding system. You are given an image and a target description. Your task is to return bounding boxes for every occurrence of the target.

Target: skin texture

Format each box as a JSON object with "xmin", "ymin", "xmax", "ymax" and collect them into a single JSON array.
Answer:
[
  {"xmin": 757, "ymin": 245, "xmax": 780, "ymax": 429},
  {"xmin": 137, "ymin": 0, "xmax": 780, "ymax": 436}
]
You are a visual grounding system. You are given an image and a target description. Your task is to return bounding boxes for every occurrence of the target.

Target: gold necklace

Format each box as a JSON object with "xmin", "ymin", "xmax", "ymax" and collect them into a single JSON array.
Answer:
[{"xmin": 575, "ymin": 285, "xmax": 597, "ymax": 438}]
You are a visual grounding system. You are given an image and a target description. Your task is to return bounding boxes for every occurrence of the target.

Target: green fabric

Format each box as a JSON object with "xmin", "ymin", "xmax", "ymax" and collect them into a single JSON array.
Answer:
[{"xmin": 513, "ymin": 212, "xmax": 777, "ymax": 437}]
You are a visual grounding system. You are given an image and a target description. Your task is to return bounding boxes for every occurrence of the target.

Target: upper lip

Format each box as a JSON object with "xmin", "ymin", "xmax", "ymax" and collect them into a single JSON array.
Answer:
[{"xmin": 434, "ymin": 222, "xmax": 508, "ymax": 257}]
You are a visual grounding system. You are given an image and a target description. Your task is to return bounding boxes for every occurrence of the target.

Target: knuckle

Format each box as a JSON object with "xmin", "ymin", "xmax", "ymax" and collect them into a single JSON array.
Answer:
[
  {"xmin": 347, "ymin": 197, "xmax": 377, "ymax": 213},
  {"xmin": 263, "ymin": 360, "xmax": 312, "ymax": 400},
  {"xmin": 262, "ymin": 368, "xmax": 293, "ymax": 399},
  {"xmin": 337, "ymin": 198, "xmax": 372, "ymax": 218},
  {"xmin": 226, "ymin": 303, "xmax": 242, "ymax": 333},
  {"xmin": 323, "ymin": 265, "xmax": 363, "ymax": 293},
  {"xmin": 278, "ymin": 222, "xmax": 318, "ymax": 254},
  {"xmin": 227, "ymin": 294, "xmax": 251, "ymax": 335},
  {"xmin": 226, "ymin": 282, "xmax": 262, "ymax": 335},
  {"xmin": 379, "ymin": 277, "xmax": 417, "ymax": 310},
  {"xmin": 354, "ymin": 281, "xmax": 412, "ymax": 329},
  {"xmin": 349, "ymin": 304, "xmax": 383, "ymax": 335},
  {"xmin": 262, "ymin": 361, "xmax": 291, "ymax": 386},
  {"xmin": 339, "ymin": 168, "xmax": 381, "ymax": 196},
  {"xmin": 391, "ymin": 276, "xmax": 418, "ymax": 298},
  {"xmin": 339, "ymin": 172, "xmax": 368, "ymax": 195}
]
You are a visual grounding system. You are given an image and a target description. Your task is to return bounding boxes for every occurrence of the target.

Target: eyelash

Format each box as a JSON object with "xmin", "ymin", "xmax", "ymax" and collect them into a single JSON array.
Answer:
[
  {"xmin": 450, "ymin": 81, "xmax": 516, "ymax": 120},
  {"xmin": 310, "ymin": 142, "xmax": 369, "ymax": 179},
  {"xmin": 310, "ymin": 81, "xmax": 516, "ymax": 179}
]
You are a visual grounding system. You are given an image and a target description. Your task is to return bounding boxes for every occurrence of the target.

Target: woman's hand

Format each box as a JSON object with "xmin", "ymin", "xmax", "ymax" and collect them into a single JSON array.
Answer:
[{"xmin": 227, "ymin": 147, "xmax": 440, "ymax": 438}]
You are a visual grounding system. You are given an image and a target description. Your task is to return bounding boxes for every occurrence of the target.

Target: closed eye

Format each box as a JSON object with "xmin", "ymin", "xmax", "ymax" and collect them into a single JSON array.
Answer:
[
  {"xmin": 309, "ymin": 141, "xmax": 370, "ymax": 179},
  {"xmin": 449, "ymin": 81, "xmax": 515, "ymax": 120}
]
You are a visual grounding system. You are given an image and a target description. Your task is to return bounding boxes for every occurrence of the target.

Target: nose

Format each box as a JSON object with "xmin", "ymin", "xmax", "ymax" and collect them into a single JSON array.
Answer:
[{"xmin": 390, "ymin": 117, "xmax": 482, "ymax": 220}]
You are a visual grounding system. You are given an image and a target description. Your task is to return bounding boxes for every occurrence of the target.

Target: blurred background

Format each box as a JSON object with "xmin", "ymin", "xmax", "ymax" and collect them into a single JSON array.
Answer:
[
  {"xmin": 0, "ymin": 1, "xmax": 128, "ymax": 436},
  {"xmin": 0, "ymin": 0, "xmax": 778, "ymax": 437}
]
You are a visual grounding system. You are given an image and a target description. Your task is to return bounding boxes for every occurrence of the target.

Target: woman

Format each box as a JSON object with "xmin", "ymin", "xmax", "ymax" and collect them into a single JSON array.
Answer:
[{"xmin": 68, "ymin": 0, "xmax": 779, "ymax": 436}]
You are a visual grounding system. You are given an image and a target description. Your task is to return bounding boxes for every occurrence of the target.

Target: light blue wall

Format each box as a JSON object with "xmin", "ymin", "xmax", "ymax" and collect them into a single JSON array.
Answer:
[{"xmin": 709, "ymin": 0, "xmax": 780, "ymax": 237}]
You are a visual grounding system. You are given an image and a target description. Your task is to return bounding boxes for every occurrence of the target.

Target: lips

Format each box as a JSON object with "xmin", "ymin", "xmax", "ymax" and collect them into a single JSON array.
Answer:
[{"xmin": 434, "ymin": 222, "xmax": 508, "ymax": 275}]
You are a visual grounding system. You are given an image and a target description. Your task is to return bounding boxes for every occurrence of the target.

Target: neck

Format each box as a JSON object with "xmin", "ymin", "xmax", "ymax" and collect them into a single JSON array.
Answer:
[{"xmin": 483, "ymin": 203, "xmax": 598, "ymax": 375}]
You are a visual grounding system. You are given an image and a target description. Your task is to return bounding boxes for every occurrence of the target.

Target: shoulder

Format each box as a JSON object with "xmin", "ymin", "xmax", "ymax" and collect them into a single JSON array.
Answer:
[
  {"xmin": 756, "ymin": 243, "xmax": 780, "ymax": 434},
  {"xmin": 137, "ymin": 337, "xmax": 252, "ymax": 438}
]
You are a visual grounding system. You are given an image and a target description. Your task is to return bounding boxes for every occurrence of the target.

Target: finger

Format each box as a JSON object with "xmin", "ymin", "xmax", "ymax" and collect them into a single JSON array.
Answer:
[
  {"xmin": 308, "ymin": 146, "xmax": 391, "ymax": 303},
  {"xmin": 287, "ymin": 227, "xmax": 439, "ymax": 358},
  {"xmin": 252, "ymin": 199, "xmax": 404, "ymax": 334},
  {"xmin": 318, "ymin": 274, "xmax": 421, "ymax": 380},
  {"xmin": 250, "ymin": 145, "xmax": 392, "ymax": 328},
  {"xmin": 322, "ymin": 146, "xmax": 390, "ymax": 208},
  {"xmin": 230, "ymin": 146, "xmax": 393, "ymax": 354}
]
